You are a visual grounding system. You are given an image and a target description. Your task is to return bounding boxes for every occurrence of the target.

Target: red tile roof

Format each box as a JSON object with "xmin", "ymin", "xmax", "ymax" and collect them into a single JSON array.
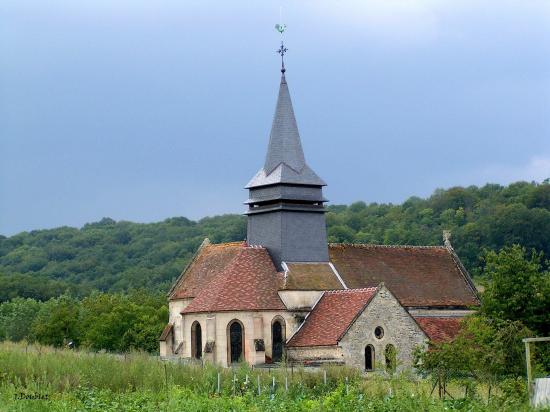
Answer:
[
  {"xmin": 181, "ymin": 246, "xmax": 286, "ymax": 314},
  {"xmin": 413, "ymin": 316, "xmax": 463, "ymax": 343},
  {"xmin": 287, "ymin": 288, "xmax": 377, "ymax": 347},
  {"xmin": 329, "ymin": 244, "xmax": 479, "ymax": 307},
  {"xmin": 169, "ymin": 241, "xmax": 478, "ymax": 315},
  {"xmin": 169, "ymin": 241, "xmax": 243, "ymax": 300}
]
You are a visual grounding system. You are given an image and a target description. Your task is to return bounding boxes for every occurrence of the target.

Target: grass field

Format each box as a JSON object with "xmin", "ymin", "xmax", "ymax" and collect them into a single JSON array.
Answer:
[{"xmin": 0, "ymin": 341, "xmax": 542, "ymax": 411}]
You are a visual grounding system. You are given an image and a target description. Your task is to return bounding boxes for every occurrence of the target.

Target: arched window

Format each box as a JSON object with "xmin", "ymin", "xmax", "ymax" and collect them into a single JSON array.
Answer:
[
  {"xmin": 271, "ymin": 317, "xmax": 285, "ymax": 363},
  {"xmin": 191, "ymin": 321, "xmax": 202, "ymax": 359},
  {"xmin": 365, "ymin": 345, "xmax": 375, "ymax": 371},
  {"xmin": 227, "ymin": 320, "xmax": 245, "ymax": 364},
  {"xmin": 385, "ymin": 344, "xmax": 397, "ymax": 373}
]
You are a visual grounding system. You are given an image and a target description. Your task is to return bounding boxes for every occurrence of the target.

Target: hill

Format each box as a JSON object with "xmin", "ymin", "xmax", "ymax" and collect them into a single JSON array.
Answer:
[{"xmin": 0, "ymin": 181, "xmax": 548, "ymax": 302}]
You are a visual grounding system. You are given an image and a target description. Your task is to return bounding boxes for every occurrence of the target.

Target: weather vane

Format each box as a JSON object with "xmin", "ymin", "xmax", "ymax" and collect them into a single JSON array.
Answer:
[{"xmin": 275, "ymin": 23, "xmax": 287, "ymax": 73}]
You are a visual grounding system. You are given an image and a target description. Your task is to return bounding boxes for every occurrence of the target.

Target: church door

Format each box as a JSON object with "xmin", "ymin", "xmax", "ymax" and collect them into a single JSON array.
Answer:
[
  {"xmin": 272, "ymin": 320, "xmax": 284, "ymax": 362},
  {"xmin": 229, "ymin": 321, "xmax": 243, "ymax": 363}
]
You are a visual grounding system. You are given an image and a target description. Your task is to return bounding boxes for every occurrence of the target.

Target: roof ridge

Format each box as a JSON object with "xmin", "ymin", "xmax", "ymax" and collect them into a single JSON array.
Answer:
[
  {"xmin": 329, "ymin": 243, "xmax": 445, "ymax": 249},
  {"xmin": 208, "ymin": 241, "xmax": 248, "ymax": 248},
  {"xmin": 325, "ymin": 287, "xmax": 377, "ymax": 294},
  {"xmin": 245, "ymin": 244, "xmax": 267, "ymax": 249},
  {"xmin": 286, "ymin": 261, "xmax": 332, "ymax": 265}
]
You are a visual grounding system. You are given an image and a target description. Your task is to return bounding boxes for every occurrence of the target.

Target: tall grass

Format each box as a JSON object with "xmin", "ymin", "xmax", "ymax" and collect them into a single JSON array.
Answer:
[{"xmin": 0, "ymin": 341, "xmax": 541, "ymax": 411}]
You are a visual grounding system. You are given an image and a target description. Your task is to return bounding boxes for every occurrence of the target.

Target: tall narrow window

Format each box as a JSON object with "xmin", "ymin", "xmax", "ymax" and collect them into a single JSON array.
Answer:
[
  {"xmin": 271, "ymin": 318, "xmax": 285, "ymax": 362},
  {"xmin": 365, "ymin": 345, "xmax": 375, "ymax": 371},
  {"xmin": 228, "ymin": 320, "xmax": 244, "ymax": 363},
  {"xmin": 191, "ymin": 321, "xmax": 202, "ymax": 359},
  {"xmin": 385, "ymin": 344, "xmax": 396, "ymax": 373}
]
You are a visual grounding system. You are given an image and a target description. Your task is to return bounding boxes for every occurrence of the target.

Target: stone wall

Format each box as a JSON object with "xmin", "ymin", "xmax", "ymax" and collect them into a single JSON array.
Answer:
[
  {"xmin": 178, "ymin": 310, "xmax": 298, "ymax": 367},
  {"xmin": 339, "ymin": 286, "xmax": 427, "ymax": 372},
  {"xmin": 286, "ymin": 345, "xmax": 341, "ymax": 362},
  {"xmin": 168, "ymin": 298, "xmax": 192, "ymax": 353}
]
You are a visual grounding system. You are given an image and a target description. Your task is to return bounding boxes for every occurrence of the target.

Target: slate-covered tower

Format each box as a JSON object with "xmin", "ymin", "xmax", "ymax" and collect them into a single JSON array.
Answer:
[{"xmin": 245, "ymin": 70, "xmax": 329, "ymax": 270}]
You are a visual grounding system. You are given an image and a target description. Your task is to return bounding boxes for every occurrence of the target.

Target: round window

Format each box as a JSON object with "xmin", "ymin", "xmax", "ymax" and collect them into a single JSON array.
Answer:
[{"xmin": 374, "ymin": 326, "xmax": 384, "ymax": 339}]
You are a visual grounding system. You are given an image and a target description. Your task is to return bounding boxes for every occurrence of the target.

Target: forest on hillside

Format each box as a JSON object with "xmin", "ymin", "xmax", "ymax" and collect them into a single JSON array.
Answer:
[{"xmin": 0, "ymin": 180, "xmax": 548, "ymax": 302}]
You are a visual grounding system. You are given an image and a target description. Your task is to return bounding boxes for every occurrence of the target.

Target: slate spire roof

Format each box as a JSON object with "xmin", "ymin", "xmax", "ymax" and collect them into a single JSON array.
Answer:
[{"xmin": 246, "ymin": 74, "xmax": 325, "ymax": 188}]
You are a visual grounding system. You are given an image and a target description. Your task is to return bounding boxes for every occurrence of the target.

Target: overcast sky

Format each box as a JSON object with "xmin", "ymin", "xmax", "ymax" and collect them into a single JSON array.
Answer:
[{"xmin": 1, "ymin": 0, "xmax": 549, "ymax": 235}]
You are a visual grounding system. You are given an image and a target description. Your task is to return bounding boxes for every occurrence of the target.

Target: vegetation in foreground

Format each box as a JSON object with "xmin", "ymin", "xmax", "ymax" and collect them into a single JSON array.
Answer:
[
  {"xmin": 0, "ymin": 341, "xmax": 544, "ymax": 412},
  {"xmin": 0, "ymin": 181, "xmax": 548, "ymax": 301}
]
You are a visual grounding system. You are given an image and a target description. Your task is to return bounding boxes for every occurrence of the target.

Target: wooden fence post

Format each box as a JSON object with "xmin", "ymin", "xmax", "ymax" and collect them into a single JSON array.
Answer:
[
  {"xmin": 164, "ymin": 362, "xmax": 170, "ymax": 401},
  {"xmin": 525, "ymin": 341, "xmax": 532, "ymax": 395}
]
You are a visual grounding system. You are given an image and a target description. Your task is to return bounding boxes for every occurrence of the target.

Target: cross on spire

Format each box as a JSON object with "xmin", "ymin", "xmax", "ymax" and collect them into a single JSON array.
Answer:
[{"xmin": 277, "ymin": 41, "xmax": 288, "ymax": 73}]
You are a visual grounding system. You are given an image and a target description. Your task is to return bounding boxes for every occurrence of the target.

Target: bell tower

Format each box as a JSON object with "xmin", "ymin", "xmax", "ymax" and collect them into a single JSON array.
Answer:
[{"xmin": 245, "ymin": 37, "xmax": 328, "ymax": 270}]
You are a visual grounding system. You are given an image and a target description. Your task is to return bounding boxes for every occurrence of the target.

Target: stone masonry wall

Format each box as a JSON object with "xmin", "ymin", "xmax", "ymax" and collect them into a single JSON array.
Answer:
[
  {"xmin": 286, "ymin": 345, "xmax": 341, "ymax": 362},
  {"xmin": 339, "ymin": 286, "xmax": 427, "ymax": 372}
]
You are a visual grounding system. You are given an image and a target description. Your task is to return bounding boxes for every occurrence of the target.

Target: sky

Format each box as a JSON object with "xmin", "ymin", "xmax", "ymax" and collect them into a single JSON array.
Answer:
[{"xmin": 1, "ymin": 0, "xmax": 549, "ymax": 236}]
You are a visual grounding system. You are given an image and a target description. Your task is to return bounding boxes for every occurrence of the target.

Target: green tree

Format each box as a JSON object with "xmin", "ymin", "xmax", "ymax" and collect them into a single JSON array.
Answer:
[
  {"xmin": 415, "ymin": 316, "xmax": 532, "ymax": 396},
  {"xmin": 79, "ymin": 290, "xmax": 166, "ymax": 352},
  {"xmin": 526, "ymin": 182, "xmax": 550, "ymax": 210},
  {"xmin": 0, "ymin": 297, "xmax": 41, "ymax": 341},
  {"xmin": 31, "ymin": 296, "xmax": 81, "ymax": 347},
  {"xmin": 481, "ymin": 245, "xmax": 550, "ymax": 336},
  {"xmin": 327, "ymin": 225, "xmax": 355, "ymax": 243}
]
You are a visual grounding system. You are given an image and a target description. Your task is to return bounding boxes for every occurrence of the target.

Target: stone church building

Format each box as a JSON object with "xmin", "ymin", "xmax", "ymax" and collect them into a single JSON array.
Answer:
[{"xmin": 159, "ymin": 65, "xmax": 479, "ymax": 371}]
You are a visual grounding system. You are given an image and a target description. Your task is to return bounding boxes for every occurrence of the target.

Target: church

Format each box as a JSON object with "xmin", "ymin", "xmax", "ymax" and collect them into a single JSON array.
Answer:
[{"xmin": 159, "ymin": 55, "xmax": 479, "ymax": 371}]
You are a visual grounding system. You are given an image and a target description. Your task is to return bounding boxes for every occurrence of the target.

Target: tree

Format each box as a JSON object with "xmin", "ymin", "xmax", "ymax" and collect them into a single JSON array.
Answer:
[
  {"xmin": 79, "ymin": 290, "xmax": 166, "ymax": 352},
  {"xmin": 0, "ymin": 297, "xmax": 41, "ymax": 342},
  {"xmin": 31, "ymin": 295, "xmax": 81, "ymax": 347},
  {"xmin": 526, "ymin": 182, "xmax": 550, "ymax": 210},
  {"xmin": 415, "ymin": 316, "xmax": 532, "ymax": 398},
  {"xmin": 481, "ymin": 245, "xmax": 550, "ymax": 336}
]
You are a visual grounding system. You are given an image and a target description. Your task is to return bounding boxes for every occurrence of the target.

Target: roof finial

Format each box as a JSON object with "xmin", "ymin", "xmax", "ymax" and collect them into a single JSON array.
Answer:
[
  {"xmin": 275, "ymin": 22, "xmax": 287, "ymax": 74},
  {"xmin": 442, "ymin": 230, "xmax": 453, "ymax": 249}
]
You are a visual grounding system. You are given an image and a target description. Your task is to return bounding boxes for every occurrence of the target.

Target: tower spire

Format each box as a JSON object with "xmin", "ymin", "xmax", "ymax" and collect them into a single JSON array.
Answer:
[
  {"xmin": 244, "ymin": 23, "xmax": 329, "ymax": 269},
  {"xmin": 245, "ymin": 22, "xmax": 325, "ymax": 188},
  {"xmin": 245, "ymin": 62, "xmax": 325, "ymax": 188}
]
